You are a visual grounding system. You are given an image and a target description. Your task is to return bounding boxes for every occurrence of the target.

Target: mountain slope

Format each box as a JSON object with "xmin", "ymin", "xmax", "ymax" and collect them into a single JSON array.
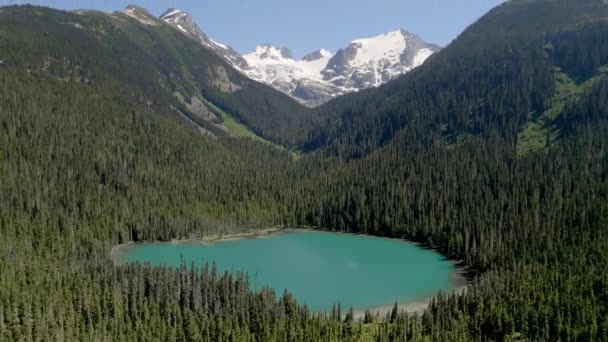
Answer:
[
  {"xmin": 305, "ymin": 0, "xmax": 608, "ymax": 158},
  {"xmin": 160, "ymin": 10, "xmax": 439, "ymax": 106},
  {"xmin": 1, "ymin": 4, "xmax": 313, "ymax": 146}
]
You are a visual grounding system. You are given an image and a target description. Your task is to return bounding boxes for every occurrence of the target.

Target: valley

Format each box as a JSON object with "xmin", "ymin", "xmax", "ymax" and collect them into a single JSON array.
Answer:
[{"xmin": 0, "ymin": 0, "xmax": 608, "ymax": 341}]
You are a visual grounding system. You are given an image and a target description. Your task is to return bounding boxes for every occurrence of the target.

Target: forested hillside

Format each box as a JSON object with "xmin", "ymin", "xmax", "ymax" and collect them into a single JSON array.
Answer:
[
  {"xmin": 1, "ymin": 0, "xmax": 608, "ymax": 341},
  {"xmin": 0, "ymin": 5, "xmax": 314, "ymax": 146},
  {"xmin": 305, "ymin": 0, "xmax": 608, "ymax": 159}
]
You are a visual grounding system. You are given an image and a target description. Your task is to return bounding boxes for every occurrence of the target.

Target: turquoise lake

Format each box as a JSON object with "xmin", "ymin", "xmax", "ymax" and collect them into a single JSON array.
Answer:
[{"xmin": 113, "ymin": 231, "xmax": 457, "ymax": 312}]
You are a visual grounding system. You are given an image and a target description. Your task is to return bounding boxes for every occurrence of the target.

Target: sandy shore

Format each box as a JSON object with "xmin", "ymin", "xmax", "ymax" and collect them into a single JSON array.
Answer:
[
  {"xmin": 352, "ymin": 284, "xmax": 468, "ymax": 320},
  {"xmin": 195, "ymin": 227, "xmax": 284, "ymax": 243},
  {"xmin": 352, "ymin": 258, "xmax": 470, "ymax": 319}
]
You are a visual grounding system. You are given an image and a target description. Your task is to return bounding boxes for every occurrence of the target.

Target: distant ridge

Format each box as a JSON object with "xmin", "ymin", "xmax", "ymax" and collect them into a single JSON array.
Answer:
[{"xmin": 160, "ymin": 9, "xmax": 440, "ymax": 106}]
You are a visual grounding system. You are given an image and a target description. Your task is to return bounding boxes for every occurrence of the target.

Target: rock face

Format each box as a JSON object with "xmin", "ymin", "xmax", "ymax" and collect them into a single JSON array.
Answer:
[
  {"xmin": 160, "ymin": 9, "xmax": 440, "ymax": 106},
  {"xmin": 322, "ymin": 30, "xmax": 439, "ymax": 90}
]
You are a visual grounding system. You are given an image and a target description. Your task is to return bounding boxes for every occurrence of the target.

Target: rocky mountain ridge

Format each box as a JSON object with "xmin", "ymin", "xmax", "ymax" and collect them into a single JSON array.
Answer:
[{"xmin": 160, "ymin": 8, "xmax": 439, "ymax": 106}]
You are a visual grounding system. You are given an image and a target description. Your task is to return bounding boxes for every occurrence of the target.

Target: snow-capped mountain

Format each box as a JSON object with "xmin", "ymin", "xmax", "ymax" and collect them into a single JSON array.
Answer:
[
  {"xmin": 160, "ymin": 8, "xmax": 440, "ymax": 106},
  {"xmin": 242, "ymin": 30, "xmax": 439, "ymax": 106},
  {"xmin": 322, "ymin": 30, "xmax": 438, "ymax": 90},
  {"xmin": 241, "ymin": 45, "xmax": 344, "ymax": 106}
]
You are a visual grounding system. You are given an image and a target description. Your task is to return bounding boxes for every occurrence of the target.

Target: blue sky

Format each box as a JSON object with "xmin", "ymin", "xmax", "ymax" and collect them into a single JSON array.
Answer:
[{"xmin": 1, "ymin": 0, "xmax": 504, "ymax": 57}]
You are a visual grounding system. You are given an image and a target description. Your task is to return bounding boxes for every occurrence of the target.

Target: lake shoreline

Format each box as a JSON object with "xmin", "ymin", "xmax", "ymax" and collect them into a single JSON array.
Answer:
[
  {"xmin": 351, "ymin": 283, "xmax": 468, "ymax": 320},
  {"xmin": 110, "ymin": 227, "xmax": 472, "ymax": 318},
  {"xmin": 351, "ymin": 258, "xmax": 470, "ymax": 319},
  {"xmin": 109, "ymin": 227, "xmax": 288, "ymax": 263}
]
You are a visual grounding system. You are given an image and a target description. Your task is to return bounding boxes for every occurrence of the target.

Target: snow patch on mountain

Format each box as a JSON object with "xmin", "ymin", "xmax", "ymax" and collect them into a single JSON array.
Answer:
[
  {"xmin": 413, "ymin": 48, "xmax": 434, "ymax": 67},
  {"xmin": 210, "ymin": 39, "xmax": 228, "ymax": 50},
  {"xmin": 161, "ymin": 8, "xmax": 182, "ymax": 19},
  {"xmin": 243, "ymin": 45, "xmax": 331, "ymax": 81},
  {"xmin": 242, "ymin": 29, "xmax": 439, "ymax": 106},
  {"xmin": 350, "ymin": 30, "xmax": 407, "ymax": 68},
  {"xmin": 159, "ymin": 7, "xmax": 439, "ymax": 106}
]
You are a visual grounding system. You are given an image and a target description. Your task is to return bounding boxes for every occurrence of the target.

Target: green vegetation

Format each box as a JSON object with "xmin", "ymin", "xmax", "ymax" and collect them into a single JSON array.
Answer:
[
  {"xmin": 0, "ymin": 4, "xmax": 315, "ymax": 147},
  {"xmin": 200, "ymin": 97, "xmax": 266, "ymax": 141},
  {"xmin": 1, "ymin": 0, "xmax": 608, "ymax": 341},
  {"xmin": 222, "ymin": 113, "xmax": 263, "ymax": 139},
  {"xmin": 203, "ymin": 98, "xmax": 301, "ymax": 157},
  {"xmin": 517, "ymin": 66, "xmax": 608, "ymax": 156}
]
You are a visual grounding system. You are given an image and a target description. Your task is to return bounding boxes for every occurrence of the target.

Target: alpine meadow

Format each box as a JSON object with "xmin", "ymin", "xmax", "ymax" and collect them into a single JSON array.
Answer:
[{"xmin": 1, "ymin": 0, "xmax": 608, "ymax": 341}]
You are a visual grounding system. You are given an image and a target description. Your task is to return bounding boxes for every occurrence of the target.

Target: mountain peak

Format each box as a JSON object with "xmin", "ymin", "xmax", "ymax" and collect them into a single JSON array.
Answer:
[
  {"xmin": 122, "ymin": 5, "xmax": 158, "ymax": 25},
  {"xmin": 159, "ymin": 8, "xmax": 249, "ymax": 70},
  {"xmin": 399, "ymin": 28, "xmax": 413, "ymax": 36},
  {"xmin": 160, "ymin": 8, "xmax": 189, "ymax": 23},
  {"xmin": 302, "ymin": 49, "xmax": 333, "ymax": 62},
  {"xmin": 388, "ymin": 28, "xmax": 414, "ymax": 37},
  {"xmin": 351, "ymin": 29, "xmax": 411, "ymax": 45},
  {"xmin": 124, "ymin": 4, "xmax": 150, "ymax": 14},
  {"xmin": 159, "ymin": 8, "xmax": 199, "ymax": 36},
  {"xmin": 252, "ymin": 44, "xmax": 294, "ymax": 61},
  {"xmin": 159, "ymin": 8, "xmax": 194, "ymax": 30},
  {"xmin": 160, "ymin": 8, "xmax": 183, "ymax": 16},
  {"xmin": 158, "ymin": 11, "xmax": 437, "ymax": 107}
]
